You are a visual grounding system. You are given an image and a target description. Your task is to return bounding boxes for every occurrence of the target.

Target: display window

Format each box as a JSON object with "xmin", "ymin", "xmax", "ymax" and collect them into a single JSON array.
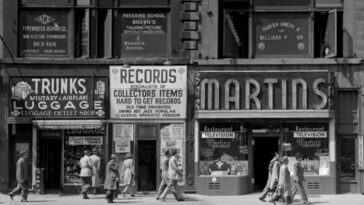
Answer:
[
  {"xmin": 282, "ymin": 122, "xmax": 329, "ymax": 176},
  {"xmin": 63, "ymin": 128, "xmax": 106, "ymax": 185},
  {"xmin": 199, "ymin": 122, "xmax": 248, "ymax": 176}
]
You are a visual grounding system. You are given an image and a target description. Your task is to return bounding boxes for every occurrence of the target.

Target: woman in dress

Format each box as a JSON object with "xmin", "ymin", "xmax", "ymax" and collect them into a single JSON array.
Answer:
[{"xmin": 121, "ymin": 153, "xmax": 135, "ymax": 197}]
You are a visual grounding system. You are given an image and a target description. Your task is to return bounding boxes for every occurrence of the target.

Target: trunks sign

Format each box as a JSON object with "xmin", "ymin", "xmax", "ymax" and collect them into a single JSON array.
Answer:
[
  {"xmin": 10, "ymin": 77, "xmax": 107, "ymax": 118},
  {"xmin": 110, "ymin": 66, "xmax": 187, "ymax": 119}
]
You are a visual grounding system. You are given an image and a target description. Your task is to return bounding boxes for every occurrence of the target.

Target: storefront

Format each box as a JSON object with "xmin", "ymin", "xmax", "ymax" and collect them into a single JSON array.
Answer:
[
  {"xmin": 109, "ymin": 65, "xmax": 187, "ymax": 191},
  {"xmin": 192, "ymin": 69, "xmax": 336, "ymax": 195},
  {"xmin": 8, "ymin": 76, "xmax": 107, "ymax": 193}
]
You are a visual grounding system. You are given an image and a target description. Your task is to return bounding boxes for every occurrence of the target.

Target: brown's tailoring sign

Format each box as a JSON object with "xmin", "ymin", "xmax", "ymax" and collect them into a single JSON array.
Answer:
[
  {"xmin": 10, "ymin": 77, "xmax": 106, "ymax": 118},
  {"xmin": 195, "ymin": 71, "xmax": 334, "ymax": 110}
]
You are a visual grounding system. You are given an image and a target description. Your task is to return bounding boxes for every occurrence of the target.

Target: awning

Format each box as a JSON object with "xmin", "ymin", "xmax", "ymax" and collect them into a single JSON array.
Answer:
[{"xmin": 33, "ymin": 120, "xmax": 104, "ymax": 129}]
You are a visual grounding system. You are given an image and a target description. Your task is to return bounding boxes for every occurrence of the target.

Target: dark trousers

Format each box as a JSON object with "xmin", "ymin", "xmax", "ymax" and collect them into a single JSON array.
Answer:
[
  {"xmin": 292, "ymin": 180, "xmax": 308, "ymax": 202},
  {"xmin": 81, "ymin": 177, "xmax": 92, "ymax": 195},
  {"xmin": 260, "ymin": 172, "xmax": 272, "ymax": 199},
  {"xmin": 106, "ymin": 190, "xmax": 116, "ymax": 203},
  {"xmin": 160, "ymin": 179, "xmax": 183, "ymax": 201},
  {"xmin": 9, "ymin": 182, "xmax": 28, "ymax": 200}
]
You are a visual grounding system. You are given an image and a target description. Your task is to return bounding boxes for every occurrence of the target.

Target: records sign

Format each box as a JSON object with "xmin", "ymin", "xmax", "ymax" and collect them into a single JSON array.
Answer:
[
  {"xmin": 9, "ymin": 77, "xmax": 107, "ymax": 118},
  {"xmin": 19, "ymin": 10, "xmax": 69, "ymax": 56}
]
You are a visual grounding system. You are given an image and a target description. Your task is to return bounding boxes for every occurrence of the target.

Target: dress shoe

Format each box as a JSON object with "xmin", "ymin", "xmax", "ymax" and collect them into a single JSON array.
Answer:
[
  {"xmin": 259, "ymin": 197, "xmax": 266, "ymax": 202},
  {"xmin": 8, "ymin": 193, "xmax": 13, "ymax": 200}
]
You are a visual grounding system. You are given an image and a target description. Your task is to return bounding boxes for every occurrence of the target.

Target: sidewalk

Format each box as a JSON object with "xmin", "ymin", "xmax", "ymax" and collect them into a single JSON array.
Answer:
[{"xmin": 0, "ymin": 192, "xmax": 363, "ymax": 205}]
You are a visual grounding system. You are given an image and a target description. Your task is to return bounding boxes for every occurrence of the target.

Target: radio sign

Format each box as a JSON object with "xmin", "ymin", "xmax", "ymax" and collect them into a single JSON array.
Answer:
[{"xmin": 110, "ymin": 66, "xmax": 187, "ymax": 119}]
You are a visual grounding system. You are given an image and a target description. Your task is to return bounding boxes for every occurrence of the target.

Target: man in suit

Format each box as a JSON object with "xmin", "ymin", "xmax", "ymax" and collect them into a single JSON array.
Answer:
[
  {"xmin": 104, "ymin": 154, "xmax": 119, "ymax": 203},
  {"xmin": 271, "ymin": 156, "xmax": 292, "ymax": 205},
  {"xmin": 259, "ymin": 152, "xmax": 281, "ymax": 201},
  {"xmin": 8, "ymin": 150, "xmax": 29, "ymax": 202},
  {"xmin": 156, "ymin": 150, "xmax": 176, "ymax": 200},
  {"xmin": 292, "ymin": 153, "xmax": 309, "ymax": 204},
  {"xmin": 159, "ymin": 148, "xmax": 184, "ymax": 202},
  {"xmin": 80, "ymin": 149, "xmax": 92, "ymax": 199}
]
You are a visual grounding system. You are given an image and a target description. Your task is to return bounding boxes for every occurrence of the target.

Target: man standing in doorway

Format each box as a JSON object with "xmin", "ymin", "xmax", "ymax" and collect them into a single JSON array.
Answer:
[
  {"xmin": 259, "ymin": 152, "xmax": 281, "ymax": 202},
  {"xmin": 80, "ymin": 149, "xmax": 92, "ymax": 199},
  {"xmin": 160, "ymin": 148, "xmax": 184, "ymax": 202},
  {"xmin": 8, "ymin": 150, "xmax": 29, "ymax": 202}
]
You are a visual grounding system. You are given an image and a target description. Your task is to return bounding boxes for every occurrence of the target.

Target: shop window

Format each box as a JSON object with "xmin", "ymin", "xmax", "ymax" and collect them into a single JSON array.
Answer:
[
  {"xmin": 339, "ymin": 137, "xmax": 356, "ymax": 180},
  {"xmin": 20, "ymin": 0, "xmax": 71, "ymax": 6},
  {"xmin": 254, "ymin": 0, "xmax": 312, "ymax": 9},
  {"xmin": 314, "ymin": 10, "xmax": 342, "ymax": 58},
  {"xmin": 282, "ymin": 123, "xmax": 329, "ymax": 176},
  {"xmin": 199, "ymin": 123, "xmax": 248, "ymax": 176},
  {"xmin": 64, "ymin": 128, "xmax": 106, "ymax": 185}
]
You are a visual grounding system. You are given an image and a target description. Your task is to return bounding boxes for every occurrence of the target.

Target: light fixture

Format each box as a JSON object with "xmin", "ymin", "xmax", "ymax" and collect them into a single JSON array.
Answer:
[
  {"xmin": 121, "ymin": 59, "xmax": 130, "ymax": 68},
  {"xmin": 164, "ymin": 59, "xmax": 172, "ymax": 65}
]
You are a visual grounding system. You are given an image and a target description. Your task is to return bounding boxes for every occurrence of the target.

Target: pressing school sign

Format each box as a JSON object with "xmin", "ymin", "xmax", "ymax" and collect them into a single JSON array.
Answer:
[{"xmin": 110, "ymin": 66, "xmax": 187, "ymax": 119}]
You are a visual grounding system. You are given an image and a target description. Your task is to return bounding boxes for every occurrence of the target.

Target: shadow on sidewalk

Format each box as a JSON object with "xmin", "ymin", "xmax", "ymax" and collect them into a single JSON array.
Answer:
[{"xmin": 24, "ymin": 200, "xmax": 56, "ymax": 203}]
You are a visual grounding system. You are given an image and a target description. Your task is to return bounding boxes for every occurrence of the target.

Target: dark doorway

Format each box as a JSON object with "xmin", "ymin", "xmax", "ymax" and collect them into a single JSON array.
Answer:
[
  {"xmin": 137, "ymin": 140, "xmax": 157, "ymax": 191},
  {"xmin": 254, "ymin": 137, "xmax": 279, "ymax": 191},
  {"xmin": 39, "ymin": 139, "xmax": 62, "ymax": 191}
]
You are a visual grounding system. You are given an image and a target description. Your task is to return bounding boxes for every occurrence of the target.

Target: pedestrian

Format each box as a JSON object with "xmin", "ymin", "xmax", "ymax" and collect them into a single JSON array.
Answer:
[
  {"xmin": 159, "ymin": 148, "xmax": 184, "ymax": 202},
  {"xmin": 79, "ymin": 149, "xmax": 92, "ymax": 199},
  {"xmin": 269, "ymin": 153, "xmax": 281, "ymax": 196},
  {"xmin": 121, "ymin": 153, "xmax": 135, "ymax": 197},
  {"xmin": 104, "ymin": 154, "xmax": 120, "ymax": 203},
  {"xmin": 156, "ymin": 149, "xmax": 177, "ymax": 200},
  {"xmin": 89, "ymin": 147, "xmax": 101, "ymax": 195},
  {"xmin": 292, "ymin": 153, "xmax": 310, "ymax": 204},
  {"xmin": 8, "ymin": 150, "xmax": 29, "ymax": 202},
  {"xmin": 259, "ymin": 152, "xmax": 281, "ymax": 202},
  {"xmin": 271, "ymin": 156, "xmax": 292, "ymax": 205}
]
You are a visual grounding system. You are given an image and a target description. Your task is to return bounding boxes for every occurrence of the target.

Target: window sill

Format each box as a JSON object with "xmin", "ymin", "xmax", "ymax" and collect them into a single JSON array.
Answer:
[{"xmin": 193, "ymin": 58, "xmax": 363, "ymax": 65}]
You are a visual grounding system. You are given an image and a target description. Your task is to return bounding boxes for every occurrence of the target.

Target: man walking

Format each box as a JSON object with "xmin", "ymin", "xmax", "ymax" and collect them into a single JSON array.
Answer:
[
  {"xmin": 160, "ymin": 148, "xmax": 184, "ymax": 202},
  {"xmin": 8, "ymin": 150, "xmax": 29, "ymax": 202},
  {"xmin": 90, "ymin": 147, "xmax": 101, "ymax": 194},
  {"xmin": 104, "ymin": 154, "xmax": 119, "ymax": 203},
  {"xmin": 259, "ymin": 152, "xmax": 281, "ymax": 201},
  {"xmin": 271, "ymin": 156, "xmax": 292, "ymax": 205},
  {"xmin": 80, "ymin": 149, "xmax": 92, "ymax": 199},
  {"xmin": 156, "ymin": 150, "xmax": 177, "ymax": 200},
  {"xmin": 292, "ymin": 153, "xmax": 310, "ymax": 204}
]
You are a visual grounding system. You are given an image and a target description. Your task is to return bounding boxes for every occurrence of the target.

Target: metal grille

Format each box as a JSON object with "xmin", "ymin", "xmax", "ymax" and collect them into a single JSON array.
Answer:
[
  {"xmin": 208, "ymin": 182, "xmax": 221, "ymax": 190},
  {"xmin": 307, "ymin": 182, "xmax": 320, "ymax": 192}
]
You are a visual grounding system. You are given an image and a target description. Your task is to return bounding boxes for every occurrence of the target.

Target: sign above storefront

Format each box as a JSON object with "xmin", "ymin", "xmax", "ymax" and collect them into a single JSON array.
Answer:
[
  {"xmin": 19, "ymin": 10, "xmax": 69, "ymax": 57},
  {"xmin": 10, "ymin": 77, "xmax": 107, "ymax": 118},
  {"xmin": 110, "ymin": 66, "xmax": 187, "ymax": 119},
  {"xmin": 196, "ymin": 71, "xmax": 334, "ymax": 111}
]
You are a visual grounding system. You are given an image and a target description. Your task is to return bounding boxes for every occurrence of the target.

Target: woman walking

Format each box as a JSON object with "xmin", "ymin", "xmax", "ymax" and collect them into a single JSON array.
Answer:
[{"xmin": 121, "ymin": 153, "xmax": 135, "ymax": 197}]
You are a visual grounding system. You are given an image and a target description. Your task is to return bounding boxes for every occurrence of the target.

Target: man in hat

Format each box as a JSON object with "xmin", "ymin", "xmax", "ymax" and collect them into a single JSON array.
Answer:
[
  {"xmin": 80, "ymin": 149, "xmax": 92, "ymax": 199},
  {"xmin": 156, "ymin": 149, "xmax": 176, "ymax": 200},
  {"xmin": 89, "ymin": 147, "xmax": 101, "ymax": 195},
  {"xmin": 8, "ymin": 150, "xmax": 29, "ymax": 202},
  {"xmin": 259, "ymin": 152, "xmax": 281, "ymax": 201},
  {"xmin": 292, "ymin": 153, "xmax": 310, "ymax": 204},
  {"xmin": 271, "ymin": 156, "xmax": 292, "ymax": 205},
  {"xmin": 160, "ymin": 148, "xmax": 184, "ymax": 202},
  {"xmin": 104, "ymin": 154, "xmax": 119, "ymax": 203}
]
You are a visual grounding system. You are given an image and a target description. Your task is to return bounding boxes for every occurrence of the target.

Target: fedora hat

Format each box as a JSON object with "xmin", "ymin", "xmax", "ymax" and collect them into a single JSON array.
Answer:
[{"xmin": 110, "ymin": 154, "xmax": 118, "ymax": 159}]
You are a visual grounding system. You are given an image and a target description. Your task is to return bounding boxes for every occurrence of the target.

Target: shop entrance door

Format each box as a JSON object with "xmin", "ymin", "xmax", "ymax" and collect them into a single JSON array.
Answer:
[
  {"xmin": 39, "ymin": 138, "xmax": 62, "ymax": 191},
  {"xmin": 253, "ymin": 137, "xmax": 279, "ymax": 191},
  {"xmin": 137, "ymin": 141, "xmax": 157, "ymax": 191}
]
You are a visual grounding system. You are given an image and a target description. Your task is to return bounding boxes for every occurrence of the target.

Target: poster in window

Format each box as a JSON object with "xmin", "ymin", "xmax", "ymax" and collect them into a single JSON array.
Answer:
[
  {"xmin": 19, "ymin": 10, "xmax": 69, "ymax": 57},
  {"xmin": 115, "ymin": 140, "xmax": 131, "ymax": 154},
  {"xmin": 120, "ymin": 11, "xmax": 167, "ymax": 57}
]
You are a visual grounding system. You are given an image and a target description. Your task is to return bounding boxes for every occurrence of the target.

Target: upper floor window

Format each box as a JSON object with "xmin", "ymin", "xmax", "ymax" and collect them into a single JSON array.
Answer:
[{"xmin": 220, "ymin": 0, "xmax": 342, "ymax": 58}]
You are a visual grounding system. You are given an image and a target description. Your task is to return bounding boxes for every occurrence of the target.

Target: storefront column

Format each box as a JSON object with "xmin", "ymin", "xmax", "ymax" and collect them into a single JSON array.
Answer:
[
  {"xmin": 329, "ymin": 118, "xmax": 337, "ymax": 193},
  {"xmin": 194, "ymin": 120, "xmax": 199, "ymax": 177},
  {"xmin": 0, "ymin": 70, "xmax": 9, "ymax": 190},
  {"xmin": 32, "ymin": 125, "xmax": 37, "ymax": 188}
]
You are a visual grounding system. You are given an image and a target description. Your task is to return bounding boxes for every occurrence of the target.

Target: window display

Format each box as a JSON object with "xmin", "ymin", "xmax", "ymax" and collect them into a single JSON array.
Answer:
[
  {"xmin": 64, "ymin": 128, "xmax": 105, "ymax": 184},
  {"xmin": 199, "ymin": 123, "xmax": 248, "ymax": 176},
  {"xmin": 282, "ymin": 123, "xmax": 329, "ymax": 176}
]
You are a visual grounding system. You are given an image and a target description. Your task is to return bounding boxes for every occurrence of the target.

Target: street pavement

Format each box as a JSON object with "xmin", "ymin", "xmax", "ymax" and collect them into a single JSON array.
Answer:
[{"xmin": 0, "ymin": 192, "xmax": 363, "ymax": 205}]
